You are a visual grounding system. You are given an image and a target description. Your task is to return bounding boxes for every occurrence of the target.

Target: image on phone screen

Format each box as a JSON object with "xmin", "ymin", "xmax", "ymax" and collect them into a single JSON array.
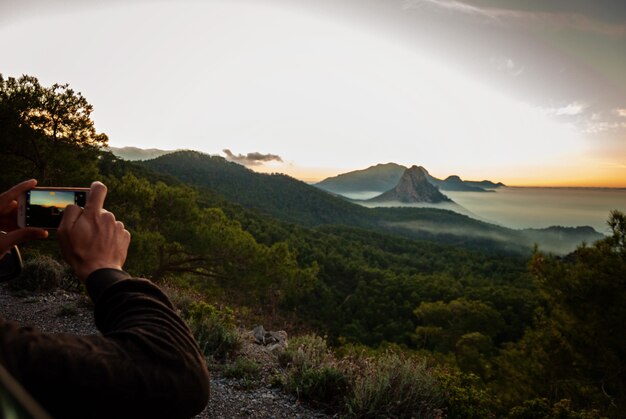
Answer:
[{"xmin": 25, "ymin": 190, "xmax": 87, "ymax": 228}]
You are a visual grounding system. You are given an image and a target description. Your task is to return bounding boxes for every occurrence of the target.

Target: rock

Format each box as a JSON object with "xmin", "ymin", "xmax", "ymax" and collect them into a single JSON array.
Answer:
[
  {"xmin": 368, "ymin": 165, "xmax": 452, "ymax": 203},
  {"xmin": 250, "ymin": 327, "xmax": 288, "ymax": 350},
  {"xmin": 252, "ymin": 325, "xmax": 266, "ymax": 344}
]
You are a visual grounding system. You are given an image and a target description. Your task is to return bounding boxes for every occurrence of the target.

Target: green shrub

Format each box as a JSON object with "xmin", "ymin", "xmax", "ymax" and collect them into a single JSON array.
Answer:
[
  {"xmin": 223, "ymin": 358, "xmax": 261, "ymax": 381},
  {"xmin": 507, "ymin": 398, "xmax": 605, "ymax": 419},
  {"xmin": 282, "ymin": 335, "xmax": 349, "ymax": 411},
  {"xmin": 161, "ymin": 281, "xmax": 196, "ymax": 313},
  {"xmin": 184, "ymin": 301, "xmax": 240, "ymax": 360},
  {"xmin": 435, "ymin": 366, "xmax": 495, "ymax": 418},
  {"xmin": 291, "ymin": 366, "xmax": 348, "ymax": 410},
  {"xmin": 346, "ymin": 351, "xmax": 444, "ymax": 418},
  {"xmin": 13, "ymin": 255, "xmax": 64, "ymax": 291}
]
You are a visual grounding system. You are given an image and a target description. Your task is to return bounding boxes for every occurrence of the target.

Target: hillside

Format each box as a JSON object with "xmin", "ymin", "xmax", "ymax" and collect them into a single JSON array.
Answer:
[
  {"xmin": 108, "ymin": 146, "xmax": 179, "ymax": 161},
  {"xmin": 141, "ymin": 150, "xmax": 371, "ymax": 227},
  {"xmin": 139, "ymin": 151, "xmax": 601, "ymax": 255},
  {"xmin": 316, "ymin": 162, "xmax": 406, "ymax": 193}
]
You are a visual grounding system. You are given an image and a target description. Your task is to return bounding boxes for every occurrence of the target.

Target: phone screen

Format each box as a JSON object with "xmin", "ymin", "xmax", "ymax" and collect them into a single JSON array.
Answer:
[{"xmin": 25, "ymin": 189, "xmax": 87, "ymax": 229}]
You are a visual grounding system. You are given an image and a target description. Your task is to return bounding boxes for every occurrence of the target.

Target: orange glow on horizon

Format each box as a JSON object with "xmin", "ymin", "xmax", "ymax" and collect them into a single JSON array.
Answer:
[{"xmin": 250, "ymin": 163, "xmax": 626, "ymax": 188}]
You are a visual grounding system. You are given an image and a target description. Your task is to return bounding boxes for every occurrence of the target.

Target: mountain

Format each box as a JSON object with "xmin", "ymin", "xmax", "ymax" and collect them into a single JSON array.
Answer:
[
  {"xmin": 368, "ymin": 166, "xmax": 452, "ymax": 203},
  {"xmin": 436, "ymin": 175, "xmax": 492, "ymax": 192},
  {"xmin": 464, "ymin": 180, "xmax": 506, "ymax": 189},
  {"xmin": 141, "ymin": 150, "xmax": 371, "ymax": 227},
  {"xmin": 107, "ymin": 146, "xmax": 178, "ymax": 161},
  {"xmin": 140, "ymin": 151, "xmax": 601, "ymax": 255},
  {"xmin": 316, "ymin": 163, "xmax": 406, "ymax": 193},
  {"xmin": 316, "ymin": 163, "xmax": 504, "ymax": 194}
]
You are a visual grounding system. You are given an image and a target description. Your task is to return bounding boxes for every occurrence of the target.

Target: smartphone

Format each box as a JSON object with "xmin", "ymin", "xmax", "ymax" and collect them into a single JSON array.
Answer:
[{"xmin": 17, "ymin": 187, "xmax": 89, "ymax": 229}]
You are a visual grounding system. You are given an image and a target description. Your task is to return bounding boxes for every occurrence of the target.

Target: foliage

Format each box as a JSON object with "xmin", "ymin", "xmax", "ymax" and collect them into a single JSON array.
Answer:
[
  {"xmin": 435, "ymin": 367, "xmax": 494, "ymax": 418},
  {"xmin": 101, "ymin": 173, "xmax": 319, "ymax": 313},
  {"xmin": 507, "ymin": 398, "xmax": 605, "ymax": 419},
  {"xmin": 12, "ymin": 255, "xmax": 65, "ymax": 291},
  {"xmin": 280, "ymin": 335, "xmax": 349, "ymax": 411},
  {"xmin": 0, "ymin": 74, "xmax": 106, "ymax": 187},
  {"xmin": 496, "ymin": 211, "xmax": 626, "ymax": 417},
  {"xmin": 184, "ymin": 301, "xmax": 240, "ymax": 361},
  {"xmin": 414, "ymin": 298, "xmax": 505, "ymax": 353},
  {"xmin": 346, "ymin": 351, "xmax": 444, "ymax": 418},
  {"xmin": 222, "ymin": 358, "xmax": 261, "ymax": 389}
]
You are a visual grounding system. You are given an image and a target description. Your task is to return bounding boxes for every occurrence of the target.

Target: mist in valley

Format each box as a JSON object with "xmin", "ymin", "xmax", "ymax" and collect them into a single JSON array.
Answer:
[
  {"xmin": 344, "ymin": 187, "xmax": 625, "ymax": 233},
  {"xmin": 444, "ymin": 187, "xmax": 626, "ymax": 234}
]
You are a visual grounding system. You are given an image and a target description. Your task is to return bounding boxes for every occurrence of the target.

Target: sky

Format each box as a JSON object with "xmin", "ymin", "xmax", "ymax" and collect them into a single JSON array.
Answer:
[{"xmin": 1, "ymin": 0, "xmax": 625, "ymax": 186}]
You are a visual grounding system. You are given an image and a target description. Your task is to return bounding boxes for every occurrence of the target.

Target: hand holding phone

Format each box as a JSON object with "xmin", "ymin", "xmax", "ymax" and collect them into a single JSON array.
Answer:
[
  {"xmin": 58, "ymin": 182, "xmax": 131, "ymax": 282},
  {"xmin": 18, "ymin": 187, "xmax": 89, "ymax": 229}
]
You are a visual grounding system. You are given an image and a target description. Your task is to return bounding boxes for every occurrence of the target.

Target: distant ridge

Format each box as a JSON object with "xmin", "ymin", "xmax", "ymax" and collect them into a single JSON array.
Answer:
[
  {"xmin": 368, "ymin": 166, "xmax": 452, "ymax": 203},
  {"xmin": 316, "ymin": 163, "xmax": 504, "ymax": 194},
  {"xmin": 316, "ymin": 163, "xmax": 406, "ymax": 193},
  {"xmin": 432, "ymin": 175, "xmax": 491, "ymax": 192},
  {"xmin": 107, "ymin": 146, "xmax": 179, "ymax": 161}
]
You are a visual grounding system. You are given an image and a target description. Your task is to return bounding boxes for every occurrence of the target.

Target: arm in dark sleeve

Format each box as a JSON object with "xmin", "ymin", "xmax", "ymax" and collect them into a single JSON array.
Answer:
[{"xmin": 0, "ymin": 269, "xmax": 210, "ymax": 419}]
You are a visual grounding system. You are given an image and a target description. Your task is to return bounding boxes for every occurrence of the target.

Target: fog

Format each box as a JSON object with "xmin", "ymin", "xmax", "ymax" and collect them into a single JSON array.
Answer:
[
  {"xmin": 444, "ymin": 187, "xmax": 626, "ymax": 234},
  {"xmin": 346, "ymin": 187, "xmax": 626, "ymax": 234}
]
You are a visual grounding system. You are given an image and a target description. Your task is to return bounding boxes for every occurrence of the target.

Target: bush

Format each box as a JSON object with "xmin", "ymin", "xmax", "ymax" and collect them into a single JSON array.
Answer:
[
  {"xmin": 13, "ymin": 255, "xmax": 64, "ymax": 291},
  {"xmin": 282, "ymin": 335, "xmax": 349, "ymax": 411},
  {"xmin": 507, "ymin": 398, "xmax": 605, "ymax": 419},
  {"xmin": 223, "ymin": 357, "xmax": 261, "ymax": 380},
  {"xmin": 435, "ymin": 366, "xmax": 495, "ymax": 418},
  {"xmin": 346, "ymin": 351, "xmax": 444, "ymax": 418},
  {"xmin": 184, "ymin": 301, "xmax": 240, "ymax": 361}
]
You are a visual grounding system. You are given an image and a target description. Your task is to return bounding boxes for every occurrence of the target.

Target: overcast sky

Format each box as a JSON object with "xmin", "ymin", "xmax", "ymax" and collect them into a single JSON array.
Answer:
[{"xmin": 1, "ymin": 0, "xmax": 625, "ymax": 186}]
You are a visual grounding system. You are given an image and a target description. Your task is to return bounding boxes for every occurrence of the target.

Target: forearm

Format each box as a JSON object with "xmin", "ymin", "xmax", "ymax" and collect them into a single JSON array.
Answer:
[{"xmin": 0, "ymin": 270, "xmax": 209, "ymax": 419}]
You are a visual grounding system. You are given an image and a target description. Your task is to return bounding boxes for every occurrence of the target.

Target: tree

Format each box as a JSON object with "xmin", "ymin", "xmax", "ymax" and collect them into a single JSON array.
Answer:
[
  {"xmin": 496, "ymin": 211, "xmax": 626, "ymax": 416},
  {"xmin": 0, "ymin": 74, "xmax": 107, "ymax": 187},
  {"xmin": 414, "ymin": 298, "xmax": 505, "ymax": 354},
  {"xmin": 103, "ymin": 173, "xmax": 318, "ymax": 312}
]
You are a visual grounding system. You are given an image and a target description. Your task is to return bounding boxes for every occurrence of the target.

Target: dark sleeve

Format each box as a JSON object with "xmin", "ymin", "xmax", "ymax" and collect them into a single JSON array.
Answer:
[{"xmin": 0, "ymin": 269, "xmax": 210, "ymax": 419}]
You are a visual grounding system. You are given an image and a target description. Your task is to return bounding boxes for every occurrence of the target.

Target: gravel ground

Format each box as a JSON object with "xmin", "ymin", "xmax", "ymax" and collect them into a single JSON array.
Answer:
[{"xmin": 0, "ymin": 283, "xmax": 330, "ymax": 418}]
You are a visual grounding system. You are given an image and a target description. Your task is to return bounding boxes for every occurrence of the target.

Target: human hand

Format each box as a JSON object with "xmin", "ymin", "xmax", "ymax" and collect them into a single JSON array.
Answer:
[
  {"xmin": 0, "ymin": 179, "xmax": 48, "ymax": 257},
  {"xmin": 57, "ymin": 181, "xmax": 131, "ymax": 282}
]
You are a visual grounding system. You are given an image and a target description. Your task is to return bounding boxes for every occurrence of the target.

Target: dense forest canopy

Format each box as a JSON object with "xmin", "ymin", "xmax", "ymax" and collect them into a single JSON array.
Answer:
[{"xmin": 2, "ymin": 75, "xmax": 624, "ymax": 417}]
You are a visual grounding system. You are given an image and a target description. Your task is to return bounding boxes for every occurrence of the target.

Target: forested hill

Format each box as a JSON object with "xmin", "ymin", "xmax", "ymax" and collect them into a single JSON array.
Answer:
[
  {"xmin": 141, "ymin": 151, "xmax": 371, "ymax": 227},
  {"xmin": 141, "ymin": 150, "xmax": 603, "ymax": 255}
]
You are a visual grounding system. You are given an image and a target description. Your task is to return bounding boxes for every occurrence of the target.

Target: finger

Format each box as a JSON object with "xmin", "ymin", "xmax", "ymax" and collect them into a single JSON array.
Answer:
[
  {"xmin": 83, "ymin": 181, "xmax": 107, "ymax": 215},
  {"xmin": 59, "ymin": 205, "xmax": 83, "ymax": 232},
  {"xmin": 0, "ymin": 200, "xmax": 18, "ymax": 217},
  {"xmin": 115, "ymin": 220, "xmax": 125, "ymax": 231},
  {"xmin": 100, "ymin": 209, "xmax": 116, "ymax": 224},
  {"xmin": 1, "ymin": 228, "xmax": 48, "ymax": 249},
  {"xmin": 0, "ymin": 179, "xmax": 37, "ymax": 207}
]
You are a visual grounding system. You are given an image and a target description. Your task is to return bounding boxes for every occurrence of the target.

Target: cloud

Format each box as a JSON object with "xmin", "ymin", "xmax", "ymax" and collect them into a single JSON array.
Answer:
[
  {"xmin": 403, "ymin": 0, "xmax": 626, "ymax": 37},
  {"xmin": 541, "ymin": 101, "xmax": 587, "ymax": 117},
  {"xmin": 223, "ymin": 149, "xmax": 283, "ymax": 166},
  {"xmin": 554, "ymin": 102, "xmax": 586, "ymax": 116}
]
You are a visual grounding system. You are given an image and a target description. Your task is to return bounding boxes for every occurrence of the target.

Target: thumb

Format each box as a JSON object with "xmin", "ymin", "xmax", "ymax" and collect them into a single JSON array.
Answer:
[{"xmin": 1, "ymin": 228, "xmax": 48, "ymax": 251}]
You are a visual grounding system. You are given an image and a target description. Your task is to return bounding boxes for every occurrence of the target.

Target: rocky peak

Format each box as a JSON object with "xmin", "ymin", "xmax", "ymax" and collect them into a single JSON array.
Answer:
[{"xmin": 368, "ymin": 166, "xmax": 451, "ymax": 203}]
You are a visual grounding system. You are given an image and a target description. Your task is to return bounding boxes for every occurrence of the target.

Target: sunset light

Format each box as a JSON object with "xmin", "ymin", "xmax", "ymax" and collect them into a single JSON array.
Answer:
[{"xmin": 2, "ymin": 1, "xmax": 623, "ymax": 186}]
